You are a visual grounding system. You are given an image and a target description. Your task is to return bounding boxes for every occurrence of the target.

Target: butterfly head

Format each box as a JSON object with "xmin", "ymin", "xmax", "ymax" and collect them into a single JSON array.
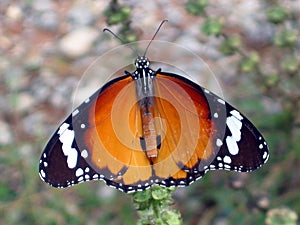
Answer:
[{"xmin": 135, "ymin": 56, "xmax": 150, "ymax": 69}]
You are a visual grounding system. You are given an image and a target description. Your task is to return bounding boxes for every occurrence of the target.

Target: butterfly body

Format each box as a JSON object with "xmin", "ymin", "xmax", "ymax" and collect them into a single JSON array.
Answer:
[
  {"xmin": 130, "ymin": 57, "xmax": 161, "ymax": 159},
  {"xmin": 39, "ymin": 55, "xmax": 269, "ymax": 193}
]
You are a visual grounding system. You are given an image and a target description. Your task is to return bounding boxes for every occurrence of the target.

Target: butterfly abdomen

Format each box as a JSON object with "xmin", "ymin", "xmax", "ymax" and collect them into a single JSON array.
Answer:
[{"xmin": 139, "ymin": 96, "xmax": 160, "ymax": 159}]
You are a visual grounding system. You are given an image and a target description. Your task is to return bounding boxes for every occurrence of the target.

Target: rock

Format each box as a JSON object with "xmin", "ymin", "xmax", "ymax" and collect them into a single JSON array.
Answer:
[
  {"xmin": 6, "ymin": 4, "xmax": 23, "ymax": 21},
  {"xmin": 59, "ymin": 27, "xmax": 99, "ymax": 58},
  {"xmin": 22, "ymin": 112, "xmax": 47, "ymax": 137},
  {"xmin": 4, "ymin": 67, "xmax": 26, "ymax": 91},
  {"xmin": 0, "ymin": 120, "xmax": 13, "ymax": 145},
  {"xmin": 50, "ymin": 77, "xmax": 78, "ymax": 108},
  {"xmin": 29, "ymin": 0, "xmax": 58, "ymax": 31},
  {"xmin": 15, "ymin": 92, "xmax": 36, "ymax": 113},
  {"xmin": 33, "ymin": 10, "xmax": 59, "ymax": 31},
  {"xmin": 32, "ymin": 0, "xmax": 53, "ymax": 11},
  {"xmin": 67, "ymin": 6, "xmax": 95, "ymax": 26}
]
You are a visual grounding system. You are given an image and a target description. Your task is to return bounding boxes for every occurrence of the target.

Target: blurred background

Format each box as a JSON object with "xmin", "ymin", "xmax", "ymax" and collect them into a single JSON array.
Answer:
[{"xmin": 1, "ymin": 0, "xmax": 300, "ymax": 224}]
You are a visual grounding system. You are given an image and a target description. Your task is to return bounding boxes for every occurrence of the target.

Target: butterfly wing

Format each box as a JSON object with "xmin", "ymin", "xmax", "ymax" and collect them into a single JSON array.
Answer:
[
  {"xmin": 154, "ymin": 72, "xmax": 269, "ymax": 182},
  {"xmin": 39, "ymin": 74, "xmax": 151, "ymax": 192}
]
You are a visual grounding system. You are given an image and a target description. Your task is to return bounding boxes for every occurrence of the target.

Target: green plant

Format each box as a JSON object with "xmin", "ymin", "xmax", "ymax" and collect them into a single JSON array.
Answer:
[{"xmin": 132, "ymin": 187, "xmax": 182, "ymax": 225}]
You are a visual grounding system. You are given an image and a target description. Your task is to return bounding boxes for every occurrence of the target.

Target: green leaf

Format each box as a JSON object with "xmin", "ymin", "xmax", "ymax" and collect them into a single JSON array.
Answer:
[
  {"xmin": 202, "ymin": 18, "xmax": 223, "ymax": 36},
  {"xmin": 266, "ymin": 207, "xmax": 298, "ymax": 225},
  {"xmin": 274, "ymin": 30, "xmax": 298, "ymax": 47},
  {"xmin": 266, "ymin": 6, "xmax": 289, "ymax": 24},
  {"xmin": 219, "ymin": 35, "xmax": 242, "ymax": 55},
  {"xmin": 185, "ymin": 0, "xmax": 208, "ymax": 15}
]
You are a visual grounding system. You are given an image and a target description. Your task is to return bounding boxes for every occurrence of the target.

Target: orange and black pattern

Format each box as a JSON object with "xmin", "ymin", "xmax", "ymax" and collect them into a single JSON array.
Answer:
[{"xmin": 39, "ymin": 57, "xmax": 269, "ymax": 193}]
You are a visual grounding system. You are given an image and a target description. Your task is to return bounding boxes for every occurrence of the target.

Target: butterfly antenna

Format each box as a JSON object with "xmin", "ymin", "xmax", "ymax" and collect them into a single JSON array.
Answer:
[
  {"xmin": 103, "ymin": 28, "xmax": 139, "ymax": 57},
  {"xmin": 143, "ymin": 19, "xmax": 168, "ymax": 57}
]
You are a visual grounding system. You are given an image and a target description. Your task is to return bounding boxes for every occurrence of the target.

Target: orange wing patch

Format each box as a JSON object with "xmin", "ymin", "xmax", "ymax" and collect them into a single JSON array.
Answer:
[
  {"xmin": 84, "ymin": 74, "xmax": 216, "ymax": 186},
  {"xmin": 153, "ymin": 74, "xmax": 216, "ymax": 176}
]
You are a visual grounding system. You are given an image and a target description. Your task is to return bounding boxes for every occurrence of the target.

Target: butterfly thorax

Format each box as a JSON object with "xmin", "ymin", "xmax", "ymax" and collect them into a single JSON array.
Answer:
[
  {"xmin": 131, "ymin": 56, "xmax": 155, "ymax": 95},
  {"xmin": 130, "ymin": 56, "xmax": 160, "ymax": 160}
]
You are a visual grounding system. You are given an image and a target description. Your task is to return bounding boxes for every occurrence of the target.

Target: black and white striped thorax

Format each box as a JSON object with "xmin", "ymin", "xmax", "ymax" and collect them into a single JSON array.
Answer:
[
  {"xmin": 130, "ymin": 56, "xmax": 158, "ymax": 98},
  {"xmin": 131, "ymin": 56, "xmax": 156, "ymax": 80}
]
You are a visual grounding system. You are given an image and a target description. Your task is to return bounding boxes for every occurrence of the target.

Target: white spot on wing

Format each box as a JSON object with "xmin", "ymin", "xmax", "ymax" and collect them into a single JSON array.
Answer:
[
  {"xmin": 230, "ymin": 110, "xmax": 243, "ymax": 120},
  {"xmin": 40, "ymin": 170, "xmax": 46, "ymax": 178},
  {"xmin": 72, "ymin": 109, "xmax": 79, "ymax": 117},
  {"xmin": 263, "ymin": 151, "xmax": 268, "ymax": 160},
  {"xmin": 81, "ymin": 149, "xmax": 88, "ymax": 158},
  {"xmin": 226, "ymin": 111, "xmax": 243, "ymax": 155},
  {"xmin": 58, "ymin": 123, "xmax": 78, "ymax": 169},
  {"xmin": 224, "ymin": 164, "xmax": 231, "ymax": 169},
  {"xmin": 264, "ymin": 153, "xmax": 269, "ymax": 162},
  {"xmin": 217, "ymin": 98, "xmax": 225, "ymax": 105},
  {"xmin": 58, "ymin": 123, "xmax": 69, "ymax": 135},
  {"xmin": 76, "ymin": 168, "xmax": 84, "ymax": 177},
  {"xmin": 226, "ymin": 136, "xmax": 239, "ymax": 155},
  {"xmin": 216, "ymin": 138, "xmax": 223, "ymax": 147},
  {"xmin": 223, "ymin": 155, "xmax": 232, "ymax": 164},
  {"xmin": 227, "ymin": 116, "xmax": 242, "ymax": 141}
]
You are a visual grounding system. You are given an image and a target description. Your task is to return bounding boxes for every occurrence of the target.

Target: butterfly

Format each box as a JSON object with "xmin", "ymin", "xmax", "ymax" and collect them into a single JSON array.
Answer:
[{"xmin": 39, "ymin": 21, "xmax": 269, "ymax": 193}]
